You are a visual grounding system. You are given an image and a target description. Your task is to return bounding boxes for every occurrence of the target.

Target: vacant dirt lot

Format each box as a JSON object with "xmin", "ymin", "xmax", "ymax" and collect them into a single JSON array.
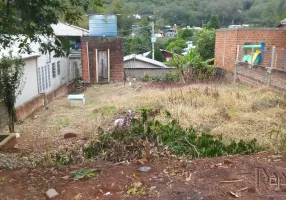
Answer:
[
  {"xmin": 1, "ymin": 81, "xmax": 286, "ymax": 199},
  {"xmin": 1, "ymin": 152, "xmax": 286, "ymax": 199},
  {"xmin": 1, "ymin": 81, "xmax": 286, "ymax": 168}
]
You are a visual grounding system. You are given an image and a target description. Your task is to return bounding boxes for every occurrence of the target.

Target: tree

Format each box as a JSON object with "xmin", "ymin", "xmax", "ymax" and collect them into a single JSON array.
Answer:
[
  {"xmin": 147, "ymin": 47, "xmax": 165, "ymax": 62},
  {"xmin": 178, "ymin": 29, "xmax": 194, "ymax": 40},
  {"xmin": 166, "ymin": 38, "xmax": 186, "ymax": 54},
  {"xmin": 0, "ymin": 0, "xmax": 103, "ymax": 56},
  {"xmin": 128, "ymin": 36, "xmax": 150, "ymax": 55},
  {"xmin": 0, "ymin": 54, "xmax": 25, "ymax": 133},
  {"xmin": 205, "ymin": 15, "xmax": 221, "ymax": 30},
  {"xmin": 196, "ymin": 29, "xmax": 216, "ymax": 60}
]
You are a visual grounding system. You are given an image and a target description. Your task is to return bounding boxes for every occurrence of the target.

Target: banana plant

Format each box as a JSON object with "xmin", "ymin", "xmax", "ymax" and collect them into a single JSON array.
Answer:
[{"xmin": 168, "ymin": 49, "xmax": 214, "ymax": 83}]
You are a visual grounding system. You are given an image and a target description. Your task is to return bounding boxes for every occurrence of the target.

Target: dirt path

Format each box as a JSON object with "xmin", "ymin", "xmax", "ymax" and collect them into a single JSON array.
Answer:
[{"xmin": 1, "ymin": 152, "xmax": 286, "ymax": 200}]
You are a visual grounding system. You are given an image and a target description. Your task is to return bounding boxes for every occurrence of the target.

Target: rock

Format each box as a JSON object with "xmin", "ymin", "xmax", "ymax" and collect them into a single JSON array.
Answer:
[
  {"xmin": 46, "ymin": 188, "xmax": 59, "ymax": 199},
  {"xmin": 114, "ymin": 118, "xmax": 125, "ymax": 127},
  {"xmin": 64, "ymin": 133, "xmax": 77, "ymax": 139},
  {"xmin": 138, "ymin": 166, "xmax": 151, "ymax": 172}
]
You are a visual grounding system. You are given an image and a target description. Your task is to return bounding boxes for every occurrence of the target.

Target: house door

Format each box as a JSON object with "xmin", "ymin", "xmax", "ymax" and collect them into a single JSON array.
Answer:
[{"xmin": 97, "ymin": 51, "xmax": 108, "ymax": 82}]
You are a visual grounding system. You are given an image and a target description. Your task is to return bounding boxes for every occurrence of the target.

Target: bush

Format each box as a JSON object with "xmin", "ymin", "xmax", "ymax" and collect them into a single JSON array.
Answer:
[
  {"xmin": 163, "ymin": 71, "xmax": 180, "ymax": 82},
  {"xmin": 142, "ymin": 71, "xmax": 180, "ymax": 83},
  {"xmin": 147, "ymin": 47, "xmax": 165, "ymax": 62},
  {"xmin": 83, "ymin": 109, "xmax": 264, "ymax": 161},
  {"xmin": 142, "ymin": 74, "xmax": 151, "ymax": 82},
  {"xmin": 166, "ymin": 38, "xmax": 186, "ymax": 54},
  {"xmin": 178, "ymin": 29, "xmax": 194, "ymax": 40}
]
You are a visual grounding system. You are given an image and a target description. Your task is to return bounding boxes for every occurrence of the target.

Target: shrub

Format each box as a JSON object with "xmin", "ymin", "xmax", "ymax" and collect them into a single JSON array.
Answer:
[
  {"xmin": 83, "ymin": 109, "xmax": 264, "ymax": 161},
  {"xmin": 147, "ymin": 47, "xmax": 165, "ymax": 62}
]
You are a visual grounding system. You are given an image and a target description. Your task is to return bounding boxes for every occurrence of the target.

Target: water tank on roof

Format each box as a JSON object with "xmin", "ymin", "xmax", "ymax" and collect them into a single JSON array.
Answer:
[{"xmin": 89, "ymin": 14, "xmax": 117, "ymax": 37}]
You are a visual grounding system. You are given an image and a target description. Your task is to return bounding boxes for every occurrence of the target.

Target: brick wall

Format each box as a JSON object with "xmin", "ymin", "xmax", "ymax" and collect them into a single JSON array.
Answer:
[
  {"xmin": 81, "ymin": 37, "xmax": 124, "ymax": 83},
  {"xmin": 0, "ymin": 101, "xmax": 8, "ymax": 130},
  {"xmin": 215, "ymin": 28, "xmax": 286, "ymax": 72},
  {"xmin": 16, "ymin": 94, "xmax": 45, "ymax": 121},
  {"xmin": 46, "ymin": 84, "xmax": 68, "ymax": 104},
  {"xmin": 16, "ymin": 81, "xmax": 75, "ymax": 121}
]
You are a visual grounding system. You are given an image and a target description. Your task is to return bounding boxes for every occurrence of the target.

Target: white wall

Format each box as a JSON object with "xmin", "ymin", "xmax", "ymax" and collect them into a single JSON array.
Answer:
[
  {"xmin": 15, "ymin": 58, "xmax": 39, "ymax": 107},
  {"xmin": 37, "ymin": 53, "xmax": 69, "ymax": 94},
  {"xmin": 15, "ymin": 52, "xmax": 72, "ymax": 108}
]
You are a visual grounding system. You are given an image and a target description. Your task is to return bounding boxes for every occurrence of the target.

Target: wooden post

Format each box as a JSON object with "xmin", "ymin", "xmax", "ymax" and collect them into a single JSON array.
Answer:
[
  {"xmin": 234, "ymin": 45, "xmax": 239, "ymax": 83},
  {"xmin": 108, "ymin": 49, "xmax": 110, "ymax": 82},
  {"xmin": 95, "ymin": 49, "xmax": 98, "ymax": 83}
]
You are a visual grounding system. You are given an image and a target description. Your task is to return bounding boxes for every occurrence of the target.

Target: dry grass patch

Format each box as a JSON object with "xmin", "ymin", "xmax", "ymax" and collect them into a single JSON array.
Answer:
[{"xmin": 10, "ymin": 82, "xmax": 286, "ymax": 152}]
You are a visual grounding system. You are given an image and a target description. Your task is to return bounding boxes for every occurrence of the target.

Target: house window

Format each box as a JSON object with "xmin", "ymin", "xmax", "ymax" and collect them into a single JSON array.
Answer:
[
  {"xmin": 38, "ymin": 68, "xmax": 42, "ymax": 92},
  {"xmin": 44, "ymin": 65, "xmax": 48, "ymax": 89},
  {"xmin": 57, "ymin": 61, "xmax": 60, "ymax": 75},
  {"xmin": 52, "ymin": 63, "xmax": 56, "ymax": 78},
  {"xmin": 47, "ymin": 65, "xmax": 51, "ymax": 87},
  {"xmin": 41, "ymin": 67, "xmax": 45, "ymax": 91},
  {"xmin": 38, "ymin": 65, "xmax": 51, "ymax": 93}
]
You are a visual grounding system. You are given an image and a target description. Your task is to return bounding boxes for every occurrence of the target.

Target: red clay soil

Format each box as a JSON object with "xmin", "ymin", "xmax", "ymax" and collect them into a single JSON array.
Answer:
[{"xmin": 1, "ymin": 152, "xmax": 286, "ymax": 200}]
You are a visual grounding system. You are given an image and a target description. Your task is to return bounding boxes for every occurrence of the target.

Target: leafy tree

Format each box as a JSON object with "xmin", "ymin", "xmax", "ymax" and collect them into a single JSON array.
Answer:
[
  {"xmin": 166, "ymin": 38, "xmax": 186, "ymax": 54},
  {"xmin": 147, "ymin": 47, "xmax": 165, "ymax": 62},
  {"xmin": 128, "ymin": 36, "xmax": 150, "ymax": 55},
  {"xmin": 196, "ymin": 29, "xmax": 216, "ymax": 60},
  {"xmin": 0, "ymin": 54, "xmax": 25, "ymax": 133},
  {"xmin": 178, "ymin": 29, "xmax": 194, "ymax": 40},
  {"xmin": 105, "ymin": 0, "xmax": 285, "ymax": 28},
  {"xmin": 109, "ymin": 0, "xmax": 137, "ymax": 36},
  {"xmin": 205, "ymin": 15, "xmax": 221, "ymax": 30},
  {"xmin": 0, "ymin": 0, "xmax": 103, "ymax": 56}
]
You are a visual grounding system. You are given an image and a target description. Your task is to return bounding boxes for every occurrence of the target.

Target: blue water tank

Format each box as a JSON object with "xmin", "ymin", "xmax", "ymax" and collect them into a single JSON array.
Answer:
[{"xmin": 89, "ymin": 14, "xmax": 117, "ymax": 37}]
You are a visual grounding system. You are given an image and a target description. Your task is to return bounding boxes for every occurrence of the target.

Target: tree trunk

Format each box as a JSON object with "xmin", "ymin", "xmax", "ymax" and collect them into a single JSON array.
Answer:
[
  {"xmin": 8, "ymin": 108, "xmax": 15, "ymax": 133},
  {"xmin": 180, "ymin": 68, "xmax": 186, "ymax": 83}
]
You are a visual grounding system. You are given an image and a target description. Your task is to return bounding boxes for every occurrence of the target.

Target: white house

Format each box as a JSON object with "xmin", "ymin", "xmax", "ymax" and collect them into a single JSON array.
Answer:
[
  {"xmin": 124, "ymin": 54, "xmax": 175, "ymax": 78},
  {"xmin": 182, "ymin": 41, "xmax": 196, "ymax": 56},
  {"xmin": 0, "ymin": 41, "xmax": 70, "ymax": 108},
  {"xmin": 0, "ymin": 23, "xmax": 88, "ymax": 110}
]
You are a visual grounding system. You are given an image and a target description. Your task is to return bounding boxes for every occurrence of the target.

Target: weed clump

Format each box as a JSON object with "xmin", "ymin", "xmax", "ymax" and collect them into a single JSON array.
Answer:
[{"xmin": 83, "ymin": 109, "xmax": 264, "ymax": 162}]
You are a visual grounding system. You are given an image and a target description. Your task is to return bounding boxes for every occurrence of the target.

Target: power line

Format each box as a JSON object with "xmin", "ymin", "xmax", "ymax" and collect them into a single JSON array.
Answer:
[{"xmin": 119, "ymin": 25, "xmax": 151, "ymax": 33}]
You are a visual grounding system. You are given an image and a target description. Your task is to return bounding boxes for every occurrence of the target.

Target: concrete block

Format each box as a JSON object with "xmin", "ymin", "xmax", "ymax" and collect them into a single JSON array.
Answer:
[
  {"xmin": 0, "ymin": 133, "xmax": 17, "ymax": 151},
  {"xmin": 46, "ymin": 188, "xmax": 59, "ymax": 199}
]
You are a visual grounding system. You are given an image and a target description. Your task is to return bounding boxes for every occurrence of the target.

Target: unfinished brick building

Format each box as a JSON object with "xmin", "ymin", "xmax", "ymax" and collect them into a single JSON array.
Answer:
[
  {"xmin": 214, "ymin": 19, "xmax": 286, "ymax": 93},
  {"xmin": 81, "ymin": 37, "xmax": 124, "ymax": 84}
]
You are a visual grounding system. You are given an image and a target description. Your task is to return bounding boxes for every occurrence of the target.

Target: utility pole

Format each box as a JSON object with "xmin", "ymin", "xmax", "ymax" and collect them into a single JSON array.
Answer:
[{"xmin": 151, "ymin": 21, "xmax": 155, "ymax": 60}]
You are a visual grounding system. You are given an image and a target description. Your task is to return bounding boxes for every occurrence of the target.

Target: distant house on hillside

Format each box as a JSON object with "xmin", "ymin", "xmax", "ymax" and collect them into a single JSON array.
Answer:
[
  {"xmin": 185, "ymin": 26, "xmax": 203, "ymax": 31},
  {"xmin": 276, "ymin": 18, "xmax": 286, "ymax": 29},
  {"xmin": 228, "ymin": 24, "xmax": 249, "ymax": 29},
  {"xmin": 124, "ymin": 54, "xmax": 175, "ymax": 78},
  {"xmin": 182, "ymin": 41, "xmax": 196, "ymax": 55}
]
